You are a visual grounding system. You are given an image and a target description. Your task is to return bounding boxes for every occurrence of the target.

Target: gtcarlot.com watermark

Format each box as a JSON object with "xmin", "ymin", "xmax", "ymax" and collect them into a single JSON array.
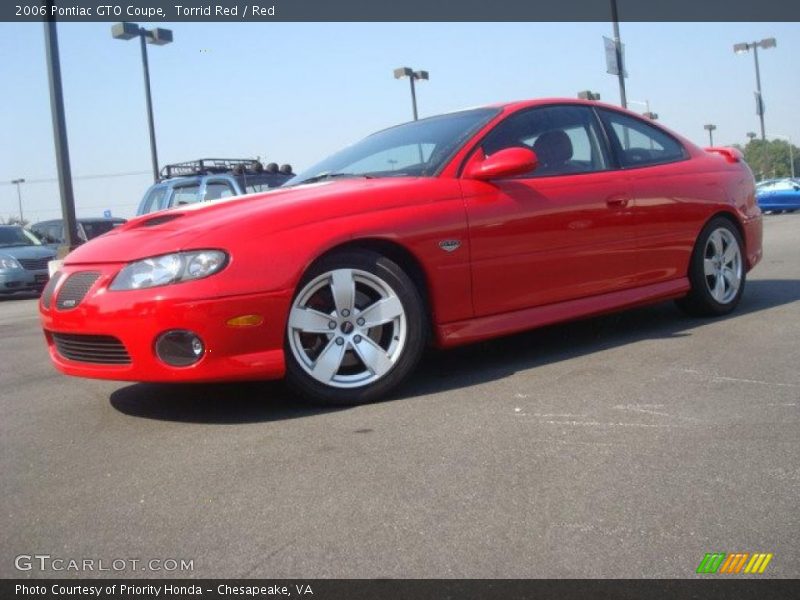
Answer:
[{"xmin": 14, "ymin": 554, "xmax": 194, "ymax": 573}]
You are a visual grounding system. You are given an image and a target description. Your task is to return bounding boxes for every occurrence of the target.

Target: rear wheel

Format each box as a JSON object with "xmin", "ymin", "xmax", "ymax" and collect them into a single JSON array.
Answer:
[
  {"xmin": 676, "ymin": 217, "xmax": 745, "ymax": 317},
  {"xmin": 285, "ymin": 250, "xmax": 426, "ymax": 405}
]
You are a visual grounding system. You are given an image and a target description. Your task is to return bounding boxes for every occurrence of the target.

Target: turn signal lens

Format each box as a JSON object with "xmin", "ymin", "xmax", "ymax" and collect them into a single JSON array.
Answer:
[{"xmin": 226, "ymin": 315, "xmax": 264, "ymax": 327}]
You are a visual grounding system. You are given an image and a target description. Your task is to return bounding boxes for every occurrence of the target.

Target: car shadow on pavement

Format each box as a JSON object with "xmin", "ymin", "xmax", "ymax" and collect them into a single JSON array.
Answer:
[
  {"xmin": 110, "ymin": 380, "xmax": 341, "ymax": 424},
  {"xmin": 110, "ymin": 278, "xmax": 800, "ymax": 424}
]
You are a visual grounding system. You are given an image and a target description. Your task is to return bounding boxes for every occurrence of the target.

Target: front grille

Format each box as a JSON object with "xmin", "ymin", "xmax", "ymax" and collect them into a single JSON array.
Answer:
[
  {"xmin": 56, "ymin": 272, "xmax": 100, "ymax": 310},
  {"xmin": 52, "ymin": 333, "xmax": 131, "ymax": 365},
  {"xmin": 18, "ymin": 257, "xmax": 50, "ymax": 270},
  {"xmin": 41, "ymin": 271, "xmax": 62, "ymax": 309}
]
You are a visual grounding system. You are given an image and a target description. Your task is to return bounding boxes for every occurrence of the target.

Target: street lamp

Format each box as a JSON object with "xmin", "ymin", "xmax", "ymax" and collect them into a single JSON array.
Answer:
[
  {"xmin": 11, "ymin": 178, "xmax": 25, "ymax": 222},
  {"xmin": 609, "ymin": 0, "xmax": 627, "ymax": 109},
  {"xmin": 774, "ymin": 135, "xmax": 795, "ymax": 178},
  {"xmin": 704, "ymin": 124, "xmax": 717, "ymax": 146},
  {"xmin": 629, "ymin": 99, "xmax": 658, "ymax": 120},
  {"xmin": 393, "ymin": 67, "xmax": 428, "ymax": 121},
  {"xmin": 733, "ymin": 37, "xmax": 776, "ymax": 141},
  {"xmin": 111, "ymin": 22, "xmax": 173, "ymax": 182},
  {"xmin": 746, "ymin": 132, "xmax": 757, "ymax": 141}
]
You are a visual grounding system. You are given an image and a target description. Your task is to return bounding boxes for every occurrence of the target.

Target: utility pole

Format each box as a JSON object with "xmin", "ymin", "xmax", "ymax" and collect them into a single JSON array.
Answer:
[
  {"xmin": 610, "ymin": 0, "xmax": 627, "ymax": 108},
  {"xmin": 44, "ymin": 9, "xmax": 80, "ymax": 257}
]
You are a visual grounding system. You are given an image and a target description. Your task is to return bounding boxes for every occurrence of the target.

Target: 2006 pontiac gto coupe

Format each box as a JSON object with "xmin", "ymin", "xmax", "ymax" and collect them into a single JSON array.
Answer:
[{"xmin": 39, "ymin": 99, "xmax": 762, "ymax": 404}]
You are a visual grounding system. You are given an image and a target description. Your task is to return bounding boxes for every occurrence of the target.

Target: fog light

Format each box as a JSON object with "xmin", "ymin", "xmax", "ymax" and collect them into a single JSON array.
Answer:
[{"xmin": 155, "ymin": 330, "xmax": 205, "ymax": 367}]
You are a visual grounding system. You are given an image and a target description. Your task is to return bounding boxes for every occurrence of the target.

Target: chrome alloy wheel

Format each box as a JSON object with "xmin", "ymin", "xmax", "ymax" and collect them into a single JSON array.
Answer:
[
  {"xmin": 287, "ymin": 268, "xmax": 408, "ymax": 388},
  {"xmin": 703, "ymin": 227, "xmax": 742, "ymax": 305}
]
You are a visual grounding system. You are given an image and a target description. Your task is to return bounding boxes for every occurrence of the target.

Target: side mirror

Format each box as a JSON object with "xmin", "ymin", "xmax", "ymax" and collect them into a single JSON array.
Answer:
[{"xmin": 464, "ymin": 147, "xmax": 538, "ymax": 181}]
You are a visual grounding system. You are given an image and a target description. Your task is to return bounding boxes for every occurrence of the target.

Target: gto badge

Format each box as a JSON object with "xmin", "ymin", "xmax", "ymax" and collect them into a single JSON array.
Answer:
[{"xmin": 438, "ymin": 239, "xmax": 461, "ymax": 253}]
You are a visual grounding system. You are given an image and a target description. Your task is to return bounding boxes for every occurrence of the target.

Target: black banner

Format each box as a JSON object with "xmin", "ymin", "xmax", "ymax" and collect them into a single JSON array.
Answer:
[
  {"xmin": 3, "ymin": 0, "xmax": 800, "ymax": 22},
  {"xmin": 4, "ymin": 579, "xmax": 800, "ymax": 600}
]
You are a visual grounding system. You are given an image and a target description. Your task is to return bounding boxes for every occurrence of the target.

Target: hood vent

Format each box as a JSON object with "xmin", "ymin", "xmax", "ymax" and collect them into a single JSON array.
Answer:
[{"xmin": 138, "ymin": 214, "xmax": 183, "ymax": 228}]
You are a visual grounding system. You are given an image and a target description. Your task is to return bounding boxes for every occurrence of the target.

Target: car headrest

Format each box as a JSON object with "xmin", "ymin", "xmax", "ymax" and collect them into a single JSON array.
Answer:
[{"xmin": 533, "ymin": 130, "xmax": 573, "ymax": 165}]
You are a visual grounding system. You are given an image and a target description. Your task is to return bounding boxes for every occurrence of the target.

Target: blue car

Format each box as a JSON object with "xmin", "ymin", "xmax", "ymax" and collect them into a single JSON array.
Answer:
[
  {"xmin": 756, "ymin": 178, "xmax": 800, "ymax": 213},
  {"xmin": 0, "ymin": 225, "xmax": 56, "ymax": 295}
]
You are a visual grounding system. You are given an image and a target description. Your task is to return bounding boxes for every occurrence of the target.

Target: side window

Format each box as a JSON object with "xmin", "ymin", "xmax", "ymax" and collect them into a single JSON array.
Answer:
[
  {"xmin": 170, "ymin": 184, "xmax": 202, "ymax": 207},
  {"xmin": 139, "ymin": 186, "xmax": 168, "ymax": 214},
  {"xmin": 204, "ymin": 180, "xmax": 236, "ymax": 201},
  {"xmin": 479, "ymin": 105, "xmax": 609, "ymax": 177},
  {"xmin": 598, "ymin": 109, "xmax": 687, "ymax": 168},
  {"xmin": 46, "ymin": 224, "xmax": 63, "ymax": 243}
]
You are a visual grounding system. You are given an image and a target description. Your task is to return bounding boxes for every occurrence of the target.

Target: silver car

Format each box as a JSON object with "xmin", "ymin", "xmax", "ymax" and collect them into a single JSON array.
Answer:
[{"xmin": 0, "ymin": 226, "xmax": 56, "ymax": 295}]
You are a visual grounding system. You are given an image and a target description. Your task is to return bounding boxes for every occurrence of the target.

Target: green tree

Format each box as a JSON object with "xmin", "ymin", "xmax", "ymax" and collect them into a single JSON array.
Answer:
[{"xmin": 743, "ymin": 139, "xmax": 799, "ymax": 181}]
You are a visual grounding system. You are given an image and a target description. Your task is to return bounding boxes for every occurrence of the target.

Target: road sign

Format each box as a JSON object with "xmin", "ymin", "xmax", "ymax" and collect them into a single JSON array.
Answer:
[{"xmin": 604, "ymin": 36, "xmax": 627, "ymax": 77}]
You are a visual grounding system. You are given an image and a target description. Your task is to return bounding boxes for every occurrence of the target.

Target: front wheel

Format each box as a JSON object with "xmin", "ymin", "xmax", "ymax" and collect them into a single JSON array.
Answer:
[
  {"xmin": 676, "ymin": 217, "xmax": 746, "ymax": 317},
  {"xmin": 284, "ymin": 250, "xmax": 426, "ymax": 405}
]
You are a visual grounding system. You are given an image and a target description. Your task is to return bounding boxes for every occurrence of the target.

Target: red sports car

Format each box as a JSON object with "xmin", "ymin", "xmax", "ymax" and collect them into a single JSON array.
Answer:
[{"xmin": 39, "ymin": 99, "xmax": 762, "ymax": 404}]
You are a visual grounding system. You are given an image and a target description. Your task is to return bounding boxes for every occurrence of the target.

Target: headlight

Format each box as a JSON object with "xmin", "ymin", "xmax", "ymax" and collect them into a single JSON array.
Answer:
[
  {"xmin": 0, "ymin": 255, "xmax": 21, "ymax": 270},
  {"xmin": 109, "ymin": 250, "xmax": 228, "ymax": 291}
]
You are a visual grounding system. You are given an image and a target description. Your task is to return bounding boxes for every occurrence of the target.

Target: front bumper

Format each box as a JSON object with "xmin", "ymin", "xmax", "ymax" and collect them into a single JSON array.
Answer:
[
  {"xmin": 0, "ymin": 268, "xmax": 49, "ymax": 293},
  {"xmin": 39, "ymin": 264, "xmax": 290, "ymax": 382}
]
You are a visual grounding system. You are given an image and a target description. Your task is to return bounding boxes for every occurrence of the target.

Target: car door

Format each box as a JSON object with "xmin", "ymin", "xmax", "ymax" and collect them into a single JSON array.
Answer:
[
  {"xmin": 595, "ymin": 108, "xmax": 708, "ymax": 285},
  {"xmin": 769, "ymin": 179, "xmax": 800, "ymax": 211},
  {"xmin": 461, "ymin": 104, "xmax": 639, "ymax": 317}
]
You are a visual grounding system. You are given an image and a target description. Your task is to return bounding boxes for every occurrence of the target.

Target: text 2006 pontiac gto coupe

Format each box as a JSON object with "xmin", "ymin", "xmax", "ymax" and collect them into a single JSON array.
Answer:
[{"xmin": 39, "ymin": 99, "xmax": 762, "ymax": 404}]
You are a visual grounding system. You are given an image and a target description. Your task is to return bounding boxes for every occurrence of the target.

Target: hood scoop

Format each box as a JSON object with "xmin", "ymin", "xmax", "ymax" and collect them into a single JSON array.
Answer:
[{"xmin": 137, "ymin": 213, "xmax": 184, "ymax": 228}]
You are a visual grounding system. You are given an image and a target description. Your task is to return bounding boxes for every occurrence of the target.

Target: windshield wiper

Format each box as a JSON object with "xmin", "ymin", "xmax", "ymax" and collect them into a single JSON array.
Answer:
[{"xmin": 294, "ymin": 172, "xmax": 375, "ymax": 185}]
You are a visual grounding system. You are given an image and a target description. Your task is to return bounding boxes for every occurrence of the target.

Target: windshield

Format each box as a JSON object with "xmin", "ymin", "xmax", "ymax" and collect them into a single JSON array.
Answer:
[
  {"xmin": 0, "ymin": 227, "xmax": 42, "ymax": 247},
  {"xmin": 288, "ymin": 107, "xmax": 499, "ymax": 185}
]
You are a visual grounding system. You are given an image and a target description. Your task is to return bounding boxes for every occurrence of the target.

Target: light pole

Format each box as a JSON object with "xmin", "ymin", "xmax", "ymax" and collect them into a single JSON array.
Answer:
[
  {"xmin": 733, "ymin": 38, "xmax": 776, "ymax": 141},
  {"xmin": 704, "ymin": 124, "xmax": 717, "ymax": 146},
  {"xmin": 10, "ymin": 178, "xmax": 25, "ymax": 222},
  {"xmin": 44, "ymin": 10, "xmax": 80, "ymax": 256},
  {"xmin": 747, "ymin": 132, "xmax": 757, "ymax": 142},
  {"xmin": 629, "ymin": 99, "xmax": 658, "ymax": 120},
  {"xmin": 112, "ymin": 22, "xmax": 173, "ymax": 182},
  {"xmin": 393, "ymin": 67, "xmax": 428, "ymax": 121},
  {"xmin": 609, "ymin": 0, "xmax": 627, "ymax": 109},
  {"xmin": 774, "ymin": 135, "xmax": 795, "ymax": 178}
]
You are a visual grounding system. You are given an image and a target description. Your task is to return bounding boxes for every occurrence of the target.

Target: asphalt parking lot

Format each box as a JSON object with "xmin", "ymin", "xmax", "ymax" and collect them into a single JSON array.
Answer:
[{"xmin": 2, "ymin": 215, "xmax": 798, "ymax": 579}]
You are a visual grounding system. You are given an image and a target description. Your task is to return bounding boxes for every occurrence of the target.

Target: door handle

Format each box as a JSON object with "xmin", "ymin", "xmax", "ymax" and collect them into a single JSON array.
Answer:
[{"xmin": 606, "ymin": 195, "xmax": 630, "ymax": 208}]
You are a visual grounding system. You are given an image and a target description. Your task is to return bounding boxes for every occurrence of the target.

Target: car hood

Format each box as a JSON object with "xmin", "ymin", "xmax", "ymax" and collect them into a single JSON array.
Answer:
[
  {"xmin": 0, "ymin": 245, "xmax": 56, "ymax": 260},
  {"xmin": 64, "ymin": 177, "xmax": 454, "ymax": 264}
]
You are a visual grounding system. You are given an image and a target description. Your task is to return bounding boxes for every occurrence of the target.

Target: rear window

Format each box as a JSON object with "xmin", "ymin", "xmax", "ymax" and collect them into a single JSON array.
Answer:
[{"xmin": 170, "ymin": 184, "xmax": 202, "ymax": 207}]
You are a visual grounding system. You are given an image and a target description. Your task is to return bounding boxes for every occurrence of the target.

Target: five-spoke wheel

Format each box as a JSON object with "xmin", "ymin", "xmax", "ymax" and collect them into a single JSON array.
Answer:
[
  {"xmin": 677, "ymin": 217, "xmax": 746, "ymax": 317},
  {"xmin": 702, "ymin": 227, "xmax": 742, "ymax": 305},
  {"xmin": 285, "ymin": 250, "xmax": 426, "ymax": 404}
]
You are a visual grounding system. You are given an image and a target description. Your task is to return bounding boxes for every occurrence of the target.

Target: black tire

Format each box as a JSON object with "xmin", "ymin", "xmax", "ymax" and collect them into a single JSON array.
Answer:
[
  {"xmin": 284, "ymin": 250, "xmax": 427, "ymax": 405},
  {"xmin": 676, "ymin": 217, "xmax": 746, "ymax": 317}
]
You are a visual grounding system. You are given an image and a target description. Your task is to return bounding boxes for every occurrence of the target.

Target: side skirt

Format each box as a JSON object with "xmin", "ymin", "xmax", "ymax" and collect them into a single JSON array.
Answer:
[{"xmin": 435, "ymin": 278, "xmax": 690, "ymax": 348}]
